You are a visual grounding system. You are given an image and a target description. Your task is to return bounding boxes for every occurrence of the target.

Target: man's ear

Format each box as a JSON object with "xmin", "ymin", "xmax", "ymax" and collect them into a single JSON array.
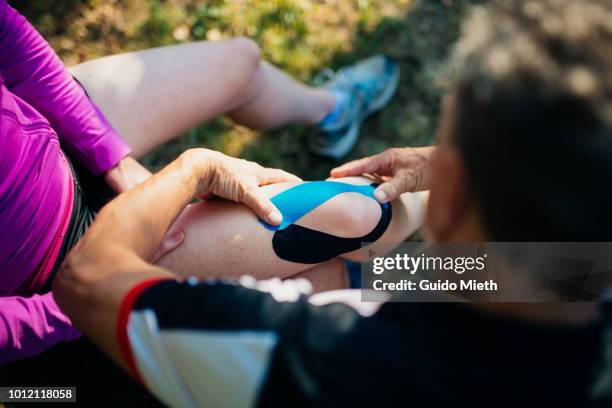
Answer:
[{"xmin": 425, "ymin": 145, "xmax": 470, "ymax": 241}]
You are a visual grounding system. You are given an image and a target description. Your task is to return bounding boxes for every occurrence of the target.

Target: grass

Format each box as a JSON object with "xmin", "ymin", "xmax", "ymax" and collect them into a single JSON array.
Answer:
[{"xmin": 16, "ymin": 0, "xmax": 478, "ymax": 179}]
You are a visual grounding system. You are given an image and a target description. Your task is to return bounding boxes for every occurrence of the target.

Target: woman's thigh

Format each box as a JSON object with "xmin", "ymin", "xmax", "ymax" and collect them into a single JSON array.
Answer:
[{"xmin": 69, "ymin": 38, "xmax": 261, "ymax": 157}]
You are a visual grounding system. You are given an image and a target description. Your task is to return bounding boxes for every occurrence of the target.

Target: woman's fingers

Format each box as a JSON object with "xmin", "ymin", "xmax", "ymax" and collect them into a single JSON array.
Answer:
[
  {"xmin": 331, "ymin": 148, "xmax": 402, "ymax": 178},
  {"xmin": 373, "ymin": 168, "xmax": 424, "ymax": 203},
  {"xmin": 245, "ymin": 167, "xmax": 300, "ymax": 225},
  {"xmin": 259, "ymin": 168, "xmax": 302, "ymax": 185},
  {"xmin": 330, "ymin": 154, "xmax": 382, "ymax": 178},
  {"xmin": 242, "ymin": 166, "xmax": 301, "ymax": 224},
  {"xmin": 331, "ymin": 151, "xmax": 398, "ymax": 201},
  {"xmin": 242, "ymin": 186, "xmax": 283, "ymax": 225},
  {"xmin": 374, "ymin": 178, "xmax": 405, "ymax": 203},
  {"xmin": 332, "ymin": 146, "xmax": 436, "ymax": 201},
  {"xmin": 194, "ymin": 150, "xmax": 299, "ymax": 225}
]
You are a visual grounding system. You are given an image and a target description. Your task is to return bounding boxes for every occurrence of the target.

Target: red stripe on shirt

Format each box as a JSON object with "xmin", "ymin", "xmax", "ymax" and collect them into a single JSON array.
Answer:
[{"xmin": 117, "ymin": 278, "xmax": 173, "ymax": 384}]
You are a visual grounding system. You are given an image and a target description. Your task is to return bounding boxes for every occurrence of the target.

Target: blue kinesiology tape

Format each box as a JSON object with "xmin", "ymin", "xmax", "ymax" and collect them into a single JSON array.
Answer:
[
  {"xmin": 259, "ymin": 181, "xmax": 392, "ymax": 264},
  {"xmin": 261, "ymin": 181, "xmax": 384, "ymax": 230}
]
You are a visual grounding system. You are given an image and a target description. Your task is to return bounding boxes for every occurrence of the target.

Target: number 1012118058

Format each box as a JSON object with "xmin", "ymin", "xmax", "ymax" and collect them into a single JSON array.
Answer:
[{"xmin": 0, "ymin": 387, "xmax": 76, "ymax": 402}]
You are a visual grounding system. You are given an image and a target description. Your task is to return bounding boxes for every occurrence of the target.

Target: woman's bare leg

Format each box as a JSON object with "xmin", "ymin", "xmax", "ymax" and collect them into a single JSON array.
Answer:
[
  {"xmin": 226, "ymin": 61, "xmax": 333, "ymax": 130},
  {"xmin": 69, "ymin": 38, "xmax": 334, "ymax": 157},
  {"xmin": 292, "ymin": 259, "xmax": 349, "ymax": 292},
  {"xmin": 156, "ymin": 176, "xmax": 428, "ymax": 288}
]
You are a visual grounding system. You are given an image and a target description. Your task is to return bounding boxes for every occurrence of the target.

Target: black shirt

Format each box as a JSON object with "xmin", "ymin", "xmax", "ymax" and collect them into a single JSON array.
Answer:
[{"xmin": 121, "ymin": 279, "xmax": 610, "ymax": 407}]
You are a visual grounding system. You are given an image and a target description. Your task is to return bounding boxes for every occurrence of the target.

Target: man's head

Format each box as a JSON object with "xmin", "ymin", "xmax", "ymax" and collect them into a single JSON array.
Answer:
[{"xmin": 427, "ymin": 0, "xmax": 612, "ymax": 242}]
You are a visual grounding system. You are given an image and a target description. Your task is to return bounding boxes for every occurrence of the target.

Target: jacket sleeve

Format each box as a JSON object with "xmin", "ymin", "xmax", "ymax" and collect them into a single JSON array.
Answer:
[
  {"xmin": 0, "ymin": 1, "xmax": 130, "ymax": 175},
  {"xmin": 0, "ymin": 293, "xmax": 81, "ymax": 365}
]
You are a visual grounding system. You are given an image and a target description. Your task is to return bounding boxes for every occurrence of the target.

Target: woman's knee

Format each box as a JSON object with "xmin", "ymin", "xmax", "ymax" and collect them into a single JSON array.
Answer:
[
  {"xmin": 222, "ymin": 37, "xmax": 265, "ymax": 103},
  {"xmin": 225, "ymin": 37, "xmax": 261, "ymax": 67},
  {"xmin": 296, "ymin": 191, "xmax": 383, "ymax": 239},
  {"xmin": 208, "ymin": 37, "xmax": 261, "ymax": 94}
]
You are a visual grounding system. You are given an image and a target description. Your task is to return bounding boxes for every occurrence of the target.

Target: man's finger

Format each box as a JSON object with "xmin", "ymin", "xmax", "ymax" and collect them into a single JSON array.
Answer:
[
  {"xmin": 259, "ymin": 168, "xmax": 302, "ymax": 185},
  {"xmin": 243, "ymin": 187, "xmax": 283, "ymax": 225},
  {"xmin": 330, "ymin": 155, "xmax": 381, "ymax": 178}
]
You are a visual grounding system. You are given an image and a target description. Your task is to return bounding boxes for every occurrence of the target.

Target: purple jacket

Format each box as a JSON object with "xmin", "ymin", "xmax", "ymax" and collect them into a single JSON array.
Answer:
[{"xmin": 0, "ymin": 1, "xmax": 131, "ymax": 364}]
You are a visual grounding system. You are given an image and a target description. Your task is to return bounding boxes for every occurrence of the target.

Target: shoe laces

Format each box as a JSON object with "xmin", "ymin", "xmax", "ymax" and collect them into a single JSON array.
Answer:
[{"xmin": 313, "ymin": 66, "xmax": 356, "ymax": 87}]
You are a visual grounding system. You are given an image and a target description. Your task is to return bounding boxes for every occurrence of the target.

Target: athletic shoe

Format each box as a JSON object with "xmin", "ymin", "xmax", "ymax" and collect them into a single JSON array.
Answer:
[{"xmin": 311, "ymin": 55, "xmax": 400, "ymax": 159}]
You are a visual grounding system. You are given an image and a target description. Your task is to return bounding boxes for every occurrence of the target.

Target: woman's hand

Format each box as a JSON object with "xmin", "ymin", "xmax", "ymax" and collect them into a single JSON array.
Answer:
[
  {"xmin": 331, "ymin": 146, "xmax": 436, "ymax": 203},
  {"xmin": 187, "ymin": 149, "xmax": 301, "ymax": 225},
  {"xmin": 104, "ymin": 156, "xmax": 153, "ymax": 194}
]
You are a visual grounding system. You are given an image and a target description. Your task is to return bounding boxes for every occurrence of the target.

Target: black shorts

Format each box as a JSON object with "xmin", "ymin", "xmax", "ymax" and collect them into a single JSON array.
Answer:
[{"xmin": 41, "ymin": 153, "xmax": 117, "ymax": 292}]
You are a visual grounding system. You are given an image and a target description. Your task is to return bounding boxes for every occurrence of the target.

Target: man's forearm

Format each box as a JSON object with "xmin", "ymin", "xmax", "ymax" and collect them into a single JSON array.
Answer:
[
  {"xmin": 52, "ymin": 151, "xmax": 203, "ymax": 369},
  {"xmin": 82, "ymin": 150, "xmax": 208, "ymax": 262}
]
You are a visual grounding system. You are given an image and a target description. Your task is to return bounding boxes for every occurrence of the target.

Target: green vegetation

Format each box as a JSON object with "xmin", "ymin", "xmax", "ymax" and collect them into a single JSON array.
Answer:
[{"xmin": 17, "ymin": 0, "xmax": 478, "ymax": 179}]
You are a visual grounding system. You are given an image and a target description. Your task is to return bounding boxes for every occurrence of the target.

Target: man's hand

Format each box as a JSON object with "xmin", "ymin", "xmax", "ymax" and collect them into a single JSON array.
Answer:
[
  {"xmin": 188, "ymin": 149, "xmax": 301, "ymax": 225},
  {"xmin": 105, "ymin": 156, "xmax": 152, "ymax": 194},
  {"xmin": 331, "ymin": 146, "xmax": 436, "ymax": 203}
]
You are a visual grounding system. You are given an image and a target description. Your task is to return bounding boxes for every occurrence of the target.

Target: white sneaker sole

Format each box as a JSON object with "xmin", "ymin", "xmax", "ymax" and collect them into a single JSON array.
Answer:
[{"xmin": 311, "ymin": 63, "xmax": 401, "ymax": 159}]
